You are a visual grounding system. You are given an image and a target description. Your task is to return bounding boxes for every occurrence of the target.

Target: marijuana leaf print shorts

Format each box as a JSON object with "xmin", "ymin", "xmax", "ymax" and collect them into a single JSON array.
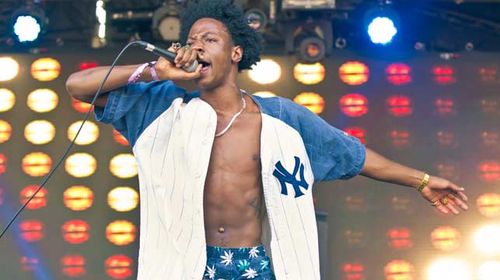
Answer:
[{"xmin": 203, "ymin": 245, "xmax": 276, "ymax": 280}]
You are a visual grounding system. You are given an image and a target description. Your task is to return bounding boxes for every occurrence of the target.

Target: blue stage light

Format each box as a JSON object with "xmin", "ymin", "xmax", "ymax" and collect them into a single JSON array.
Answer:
[
  {"xmin": 13, "ymin": 15, "xmax": 42, "ymax": 43},
  {"xmin": 10, "ymin": 3, "xmax": 47, "ymax": 44},
  {"xmin": 367, "ymin": 16, "xmax": 398, "ymax": 45}
]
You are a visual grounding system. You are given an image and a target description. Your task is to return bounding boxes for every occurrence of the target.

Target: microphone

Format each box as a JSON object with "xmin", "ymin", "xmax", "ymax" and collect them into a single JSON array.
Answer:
[{"xmin": 135, "ymin": 41, "xmax": 199, "ymax": 73}]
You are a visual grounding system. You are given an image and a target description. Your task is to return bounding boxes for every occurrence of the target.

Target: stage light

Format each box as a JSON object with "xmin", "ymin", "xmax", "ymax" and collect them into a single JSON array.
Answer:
[
  {"xmin": 108, "ymin": 187, "xmax": 139, "ymax": 212},
  {"xmin": 339, "ymin": 61, "xmax": 369, "ymax": 86},
  {"xmin": 0, "ymin": 57, "xmax": 19, "ymax": 81},
  {"xmin": 285, "ymin": 20, "xmax": 332, "ymax": 62},
  {"xmin": 386, "ymin": 95, "xmax": 413, "ymax": 117},
  {"xmin": 63, "ymin": 186, "xmax": 94, "ymax": 211},
  {"xmin": 65, "ymin": 153, "xmax": 97, "ymax": 178},
  {"xmin": 22, "ymin": 152, "xmax": 52, "ymax": 177},
  {"xmin": 71, "ymin": 98, "xmax": 93, "ymax": 114},
  {"xmin": 245, "ymin": 8, "xmax": 267, "ymax": 31},
  {"xmin": 343, "ymin": 127, "xmax": 367, "ymax": 144},
  {"xmin": 110, "ymin": 154, "xmax": 138, "ymax": 179},
  {"xmin": 293, "ymin": 92, "xmax": 325, "ymax": 114},
  {"xmin": 0, "ymin": 154, "xmax": 6, "ymax": 174},
  {"xmin": 427, "ymin": 258, "xmax": 471, "ymax": 280},
  {"xmin": 27, "ymin": 89, "xmax": 59, "ymax": 113},
  {"xmin": 248, "ymin": 59, "xmax": 281, "ymax": 84},
  {"xmin": 389, "ymin": 129, "xmax": 410, "ymax": 148},
  {"xmin": 152, "ymin": 0, "xmax": 180, "ymax": 42},
  {"xmin": 386, "ymin": 63, "xmax": 412, "ymax": 86},
  {"xmin": 0, "ymin": 120, "xmax": 12, "ymax": 144},
  {"xmin": 20, "ymin": 185, "xmax": 47, "ymax": 210},
  {"xmin": 436, "ymin": 130, "xmax": 457, "ymax": 148},
  {"xmin": 364, "ymin": 5, "xmax": 399, "ymax": 45},
  {"xmin": 344, "ymin": 195, "xmax": 367, "ymax": 212},
  {"xmin": 478, "ymin": 261, "xmax": 500, "ymax": 280},
  {"xmin": 474, "ymin": 224, "xmax": 500, "ymax": 255},
  {"xmin": 432, "ymin": 65, "xmax": 456, "ymax": 85},
  {"xmin": 19, "ymin": 220, "xmax": 44, "ymax": 242},
  {"xmin": 434, "ymin": 97, "xmax": 456, "ymax": 116},
  {"xmin": 481, "ymin": 130, "xmax": 499, "ymax": 147},
  {"xmin": 477, "ymin": 193, "xmax": 500, "ymax": 218},
  {"xmin": 341, "ymin": 262, "xmax": 365, "ymax": 280},
  {"xmin": 339, "ymin": 93, "xmax": 369, "ymax": 117},
  {"xmin": 62, "ymin": 220, "xmax": 90, "ymax": 244},
  {"xmin": 434, "ymin": 161, "xmax": 458, "ymax": 181},
  {"xmin": 0, "ymin": 88, "xmax": 16, "ymax": 112},
  {"xmin": 61, "ymin": 255, "xmax": 86, "ymax": 278},
  {"xmin": 253, "ymin": 91, "xmax": 277, "ymax": 98},
  {"xmin": 478, "ymin": 161, "xmax": 500, "ymax": 182},
  {"xmin": 20, "ymin": 256, "xmax": 40, "ymax": 272},
  {"xmin": 24, "ymin": 120, "xmax": 56, "ymax": 145},
  {"xmin": 11, "ymin": 3, "xmax": 47, "ymax": 43},
  {"xmin": 343, "ymin": 228, "xmax": 366, "ymax": 247},
  {"xmin": 106, "ymin": 220, "xmax": 137, "ymax": 246},
  {"xmin": 31, "ymin": 58, "xmax": 61, "ymax": 82},
  {"xmin": 112, "ymin": 129, "xmax": 129, "ymax": 146},
  {"xmin": 384, "ymin": 260, "xmax": 414, "ymax": 280},
  {"xmin": 67, "ymin": 120, "xmax": 100, "ymax": 145},
  {"xmin": 293, "ymin": 63, "xmax": 325, "ymax": 85},
  {"xmin": 105, "ymin": 255, "xmax": 133, "ymax": 280},
  {"xmin": 282, "ymin": 0, "xmax": 335, "ymax": 10},
  {"xmin": 387, "ymin": 227, "xmax": 413, "ymax": 249},
  {"xmin": 431, "ymin": 226, "xmax": 461, "ymax": 251},
  {"xmin": 367, "ymin": 17, "xmax": 397, "ymax": 45}
]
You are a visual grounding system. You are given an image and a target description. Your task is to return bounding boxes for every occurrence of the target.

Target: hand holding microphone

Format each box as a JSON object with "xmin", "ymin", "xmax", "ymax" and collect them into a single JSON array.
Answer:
[{"xmin": 135, "ymin": 41, "xmax": 202, "ymax": 81}]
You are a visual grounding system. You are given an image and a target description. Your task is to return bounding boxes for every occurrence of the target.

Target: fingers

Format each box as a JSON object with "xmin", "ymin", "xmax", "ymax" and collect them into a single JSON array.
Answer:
[
  {"xmin": 175, "ymin": 46, "xmax": 196, "ymax": 69},
  {"xmin": 431, "ymin": 194, "xmax": 467, "ymax": 215},
  {"xmin": 448, "ymin": 193, "xmax": 468, "ymax": 211},
  {"xmin": 432, "ymin": 200, "xmax": 450, "ymax": 214}
]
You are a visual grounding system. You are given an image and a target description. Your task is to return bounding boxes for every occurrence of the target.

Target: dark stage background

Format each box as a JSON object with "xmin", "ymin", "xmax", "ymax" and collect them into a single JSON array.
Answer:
[{"xmin": 0, "ymin": 49, "xmax": 498, "ymax": 280}]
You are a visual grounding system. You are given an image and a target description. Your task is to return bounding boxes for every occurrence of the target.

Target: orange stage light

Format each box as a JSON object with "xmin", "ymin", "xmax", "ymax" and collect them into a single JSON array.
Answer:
[
  {"xmin": 339, "ymin": 61, "xmax": 369, "ymax": 86},
  {"xmin": 63, "ymin": 185, "xmax": 94, "ymax": 211},
  {"xmin": 293, "ymin": 63, "xmax": 325, "ymax": 85},
  {"xmin": 339, "ymin": 93, "xmax": 368, "ymax": 117},
  {"xmin": 61, "ymin": 255, "xmax": 86, "ymax": 278},
  {"xmin": 384, "ymin": 259, "xmax": 414, "ymax": 280},
  {"xmin": 386, "ymin": 95, "xmax": 412, "ymax": 117},
  {"xmin": 0, "ymin": 88, "xmax": 16, "ymax": 112},
  {"xmin": 20, "ymin": 185, "xmax": 47, "ymax": 210},
  {"xmin": 386, "ymin": 63, "xmax": 412, "ymax": 86},
  {"xmin": 293, "ymin": 92, "xmax": 325, "ymax": 114},
  {"xmin": 31, "ymin": 58, "xmax": 61, "ymax": 82},
  {"xmin": 105, "ymin": 255, "xmax": 133, "ymax": 280},
  {"xmin": 106, "ymin": 220, "xmax": 137, "ymax": 246},
  {"xmin": 22, "ymin": 152, "xmax": 52, "ymax": 177},
  {"xmin": 431, "ymin": 226, "xmax": 461, "ymax": 251},
  {"xmin": 20, "ymin": 220, "xmax": 44, "ymax": 242},
  {"xmin": 62, "ymin": 220, "xmax": 90, "ymax": 244},
  {"xmin": 477, "ymin": 193, "xmax": 500, "ymax": 218}
]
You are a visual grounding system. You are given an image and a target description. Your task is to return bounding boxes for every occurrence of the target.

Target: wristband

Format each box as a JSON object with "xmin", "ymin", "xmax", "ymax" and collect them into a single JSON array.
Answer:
[
  {"xmin": 148, "ymin": 61, "xmax": 159, "ymax": 81},
  {"xmin": 128, "ymin": 62, "xmax": 150, "ymax": 85},
  {"xmin": 417, "ymin": 173, "xmax": 430, "ymax": 192}
]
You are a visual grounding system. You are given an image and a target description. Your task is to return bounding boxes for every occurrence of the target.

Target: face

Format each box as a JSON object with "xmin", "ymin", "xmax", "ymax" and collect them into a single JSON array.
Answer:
[{"xmin": 187, "ymin": 18, "xmax": 242, "ymax": 90}]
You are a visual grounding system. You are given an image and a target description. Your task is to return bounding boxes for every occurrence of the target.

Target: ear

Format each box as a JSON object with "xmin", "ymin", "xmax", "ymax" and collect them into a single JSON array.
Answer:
[{"xmin": 231, "ymin": 45, "xmax": 243, "ymax": 64}]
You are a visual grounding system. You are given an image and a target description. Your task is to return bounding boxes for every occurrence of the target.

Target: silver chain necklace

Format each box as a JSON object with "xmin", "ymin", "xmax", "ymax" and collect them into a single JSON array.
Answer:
[{"xmin": 214, "ymin": 91, "xmax": 246, "ymax": 137}]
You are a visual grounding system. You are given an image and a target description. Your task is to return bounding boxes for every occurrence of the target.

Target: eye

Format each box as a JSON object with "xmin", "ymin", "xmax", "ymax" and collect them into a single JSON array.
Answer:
[
  {"xmin": 206, "ymin": 37, "xmax": 217, "ymax": 43},
  {"xmin": 186, "ymin": 42, "xmax": 193, "ymax": 46}
]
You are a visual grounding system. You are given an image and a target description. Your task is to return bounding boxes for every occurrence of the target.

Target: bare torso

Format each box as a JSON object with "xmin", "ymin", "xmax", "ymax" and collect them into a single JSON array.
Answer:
[{"xmin": 203, "ymin": 94, "xmax": 263, "ymax": 247}]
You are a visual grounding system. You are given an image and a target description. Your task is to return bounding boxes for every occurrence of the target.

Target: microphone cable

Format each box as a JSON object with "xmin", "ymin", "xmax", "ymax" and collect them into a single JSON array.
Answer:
[{"xmin": 0, "ymin": 41, "xmax": 141, "ymax": 240}]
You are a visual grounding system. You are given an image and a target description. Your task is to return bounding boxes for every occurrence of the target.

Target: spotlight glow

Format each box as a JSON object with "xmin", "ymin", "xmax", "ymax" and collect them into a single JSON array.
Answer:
[
  {"xmin": 248, "ymin": 59, "xmax": 281, "ymax": 84},
  {"xmin": 0, "ymin": 57, "xmax": 20, "ymax": 81},
  {"xmin": 478, "ymin": 261, "xmax": 500, "ymax": 280},
  {"xmin": 67, "ymin": 121, "xmax": 99, "ymax": 145},
  {"xmin": 24, "ymin": 120, "xmax": 56, "ymax": 145},
  {"xmin": 427, "ymin": 258, "xmax": 471, "ymax": 280},
  {"xmin": 108, "ymin": 187, "xmax": 139, "ymax": 212},
  {"xmin": 367, "ymin": 17, "xmax": 397, "ymax": 45},
  {"xmin": 27, "ymin": 89, "xmax": 59, "ymax": 113},
  {"xmin": 0, "ymin": 88, "xmax": 16, "ymax": 112},
  {"xmin": 13, "ymin": 15, "xmax": 42, "ymax": 42},
  {"xmin": 109, "ymin": 154, "xmax": 138, "ymax": 179},
  {"xmin": 474, "ymin": 224, "xmax": 500, "ymax": 255}
]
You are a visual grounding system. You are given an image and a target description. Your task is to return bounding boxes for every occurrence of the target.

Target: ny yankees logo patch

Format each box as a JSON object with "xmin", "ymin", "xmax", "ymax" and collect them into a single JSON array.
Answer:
[{"xmin": 273, "ymin": 156, "xmax": 309, "ymax": 198}]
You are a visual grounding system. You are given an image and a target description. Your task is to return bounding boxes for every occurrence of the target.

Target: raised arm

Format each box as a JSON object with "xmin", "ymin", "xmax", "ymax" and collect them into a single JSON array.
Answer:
[
  {"xmin": 360, "ymin": 148, "xmax": 468, "ymax": 215},
  {"xmin": 65, "ymin": 44, "xmax": 202, "ymax": 107}
]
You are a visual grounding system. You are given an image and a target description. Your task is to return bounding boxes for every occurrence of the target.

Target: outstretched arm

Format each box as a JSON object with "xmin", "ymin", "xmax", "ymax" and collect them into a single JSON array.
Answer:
[{"xmin": 360, "ymin": 148, "xmax": 468, "ymax": 215}]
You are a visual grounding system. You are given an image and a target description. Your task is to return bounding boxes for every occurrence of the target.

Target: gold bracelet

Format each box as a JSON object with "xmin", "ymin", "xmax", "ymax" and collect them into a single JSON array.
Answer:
[{"xmin": 417, "ymin": 173, "xmax": 430, "ymax": 192}]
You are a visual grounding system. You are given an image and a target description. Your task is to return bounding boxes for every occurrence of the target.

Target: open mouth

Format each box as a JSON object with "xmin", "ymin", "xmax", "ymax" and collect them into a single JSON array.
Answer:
[{"xmin": 199, "ymin": 60, "xmax": 211, "ymax": 72}]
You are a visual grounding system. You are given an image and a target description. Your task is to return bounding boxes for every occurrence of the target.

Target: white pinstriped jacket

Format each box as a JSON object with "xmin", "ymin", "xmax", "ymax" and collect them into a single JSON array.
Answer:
[{"xmin": 95, "ymin": 81, "xmax": 365, "ymax": 280}]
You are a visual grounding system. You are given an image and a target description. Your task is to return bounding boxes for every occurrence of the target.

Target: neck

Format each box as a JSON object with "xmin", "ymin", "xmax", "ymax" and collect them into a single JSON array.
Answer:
[{"xmin": 200, "ymin": 83, "xmax": 242, "ymax": 114}]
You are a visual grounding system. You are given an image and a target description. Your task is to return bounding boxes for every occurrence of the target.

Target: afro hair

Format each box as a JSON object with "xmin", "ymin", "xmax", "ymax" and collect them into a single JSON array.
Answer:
[{"xmin": 179, "ymin": 0, "xmax": 262, "ymax": 71}]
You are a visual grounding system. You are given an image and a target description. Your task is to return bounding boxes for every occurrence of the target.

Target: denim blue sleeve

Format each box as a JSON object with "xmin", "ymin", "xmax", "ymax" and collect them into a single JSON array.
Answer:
[
  {"xmin": 280, "ymin": 98, "xmax": 366, "ymax": 182},
  {"xmin": 94, "ymin": 80, "xmax": 186, "ymax": 146}
]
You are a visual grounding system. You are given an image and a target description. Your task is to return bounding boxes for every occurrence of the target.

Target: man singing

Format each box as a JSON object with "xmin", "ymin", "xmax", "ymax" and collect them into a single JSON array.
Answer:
[{"xmin": 66, "ymin": 0, "xmax": 468, "ymax": 279}]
